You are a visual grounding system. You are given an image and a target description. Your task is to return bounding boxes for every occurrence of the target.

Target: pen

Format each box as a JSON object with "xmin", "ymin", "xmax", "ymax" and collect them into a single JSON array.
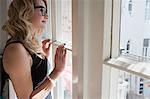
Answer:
[{"xmin": 51, "ymin": 40, "xmax": 72, "ymax": 51}]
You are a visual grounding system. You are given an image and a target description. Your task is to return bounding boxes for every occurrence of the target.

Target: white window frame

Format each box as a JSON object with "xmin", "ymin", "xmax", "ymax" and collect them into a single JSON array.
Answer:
[
  {"xmin": 72, "ymin": 0, "xmax": 105, "ymax": 99},
  {"xmin": 101, "ymin": 0, "xmax": 120, "ymax": 98}
]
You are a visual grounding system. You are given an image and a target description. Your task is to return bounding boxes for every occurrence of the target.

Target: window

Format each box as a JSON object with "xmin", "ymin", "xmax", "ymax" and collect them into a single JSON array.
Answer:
[
  {"xmin": 128, "ymin": 0, "xmax": 133, "ymax": 15},
  {"xmin": 143, "ymin": 38, "xmax": 150, "ymax": 57},
  {"xmin": 50, "ymin": 0, "xmax": 72, "ymax": 99},
  {"xmin": 117, "ymin": 70, "xmax": 150, "ymax": 99},
  {"xmin": 145, "ymin": 0, "xmax": 150, "ymax": 22},
  {"xmin": 120, "ymin": 0, "xmax": 150, "ymax": 57},
  {"xmin": 103, "ymin": 0, "xmax": 150, "ymax": 99}
]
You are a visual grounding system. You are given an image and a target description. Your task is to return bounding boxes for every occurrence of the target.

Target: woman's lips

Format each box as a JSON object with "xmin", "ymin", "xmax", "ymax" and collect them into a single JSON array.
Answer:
[{"xmin": 42, "ymin": 21, "xmax": 46, "ymax": 23}]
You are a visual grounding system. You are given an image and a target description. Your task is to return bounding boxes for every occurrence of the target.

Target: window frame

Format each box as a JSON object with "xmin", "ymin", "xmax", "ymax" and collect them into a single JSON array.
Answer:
[
  {"xmin": 72, "ymin": 0, "xmax": 105, "ymax": 98},
  {"xmin": 102, "ymin": 0, "xmax": 121, "ymax": 98}
]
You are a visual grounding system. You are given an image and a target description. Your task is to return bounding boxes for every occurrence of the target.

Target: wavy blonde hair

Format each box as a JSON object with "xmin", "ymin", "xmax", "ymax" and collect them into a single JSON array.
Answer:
[{"xmin": 2, "ymin": 0, "xmax": 47, "ymax": 55}]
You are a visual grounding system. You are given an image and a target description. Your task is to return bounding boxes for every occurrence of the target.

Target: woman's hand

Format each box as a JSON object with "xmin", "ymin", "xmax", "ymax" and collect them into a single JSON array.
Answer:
[
  {"xmin": 54, "ymin": 44, "xmax": 67, "ymax": 72},
  {"xmin": 49, "ymin": 44, "xmax": 67, "ymax": 80},
  {"xmin": 42, "ymin": 39, "xmax": 52, "ymax": 58}
]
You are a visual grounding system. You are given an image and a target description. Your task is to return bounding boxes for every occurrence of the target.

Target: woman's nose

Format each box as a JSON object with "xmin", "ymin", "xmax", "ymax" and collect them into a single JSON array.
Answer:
[{"xmin": 44, "ymin": 14, "xmax": 48, "ymax": 19}]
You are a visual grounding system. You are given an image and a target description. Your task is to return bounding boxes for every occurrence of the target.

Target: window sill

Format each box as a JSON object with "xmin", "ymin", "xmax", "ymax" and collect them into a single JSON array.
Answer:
[{"xmin": 104, "ymin": 55, "xmax": 150, "ymax": 80}]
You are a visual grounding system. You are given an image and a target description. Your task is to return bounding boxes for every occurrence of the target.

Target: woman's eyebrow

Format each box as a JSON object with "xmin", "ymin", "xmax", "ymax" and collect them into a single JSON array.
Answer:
[
  {"xmin": 34, "ymin": 2, "xmax": 46, "ymax": 8},
  {"xmin": 34, "ymin": 5, "xmax": 46, "ymax": 8}
]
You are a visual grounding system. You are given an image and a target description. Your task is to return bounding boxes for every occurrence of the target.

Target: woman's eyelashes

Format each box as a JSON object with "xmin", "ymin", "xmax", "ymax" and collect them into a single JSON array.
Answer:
[
  {"xmin": 40, "ymin": 7, "xmax": 47, "ymax": 16},
  {"xmin": 34, "ymin": 6, "xmax": 47, "ymax": 16}
]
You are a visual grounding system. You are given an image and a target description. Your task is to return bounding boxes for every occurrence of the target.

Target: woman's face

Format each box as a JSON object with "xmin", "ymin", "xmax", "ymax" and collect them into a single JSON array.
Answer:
[{"xmin": 31, "ymin": 0, "xmax": 48, "ymax": 32}]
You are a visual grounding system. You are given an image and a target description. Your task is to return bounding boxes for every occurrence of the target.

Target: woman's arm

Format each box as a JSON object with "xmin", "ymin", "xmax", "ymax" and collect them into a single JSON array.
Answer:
[
  {"xmin": 3, "ymin": 43, "xmax": 66, "ymax": 99},
  {"xmin": 3, "ymin": 43, "xmax": 33, "ymax": 99},
  {"xmin": 30, "ymin": 44, "xmax": 66, "ymax": 98},
  {"xmin": 29, "ymin": 71, "xmax": 60, "ymax": 98}
]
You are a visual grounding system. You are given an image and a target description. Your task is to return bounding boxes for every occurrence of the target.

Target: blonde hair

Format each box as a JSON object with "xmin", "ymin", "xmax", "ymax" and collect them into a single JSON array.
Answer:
[{"xmin": 2, "ymin": 0, "xmax": 47, "ymax": 55}]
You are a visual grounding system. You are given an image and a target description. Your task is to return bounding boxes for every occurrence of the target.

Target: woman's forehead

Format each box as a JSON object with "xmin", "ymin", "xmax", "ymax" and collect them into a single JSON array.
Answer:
[{"xmin": 34, "ymin": 0, "xmax": 46, "ymax": 7}]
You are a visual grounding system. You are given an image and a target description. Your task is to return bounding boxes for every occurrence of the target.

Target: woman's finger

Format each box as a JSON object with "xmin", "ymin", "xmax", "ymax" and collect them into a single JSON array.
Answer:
[
  {"xmin": 47, "ymin": 41, "xmax": 52, "ymax": 49},
  {"xmin": 42, "ymin": 39, "xmax": 50, "ymax": 44},
  {"xmin": 64, "ymin": 48, "xmax": 67, "ymax": 57},
  {"xmin": 55, "ymin": 47, "xmax": 61, "ymax": 60},
  {"xmin": 43, "ymin": 42, "xmax": 52, "ymax": 50}
]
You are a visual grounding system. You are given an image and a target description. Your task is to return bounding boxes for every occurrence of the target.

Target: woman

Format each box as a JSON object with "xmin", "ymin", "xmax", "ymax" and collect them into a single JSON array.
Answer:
[{"xmin": 1, "ymin": 0, "xmax": 66, "ymax": 98}]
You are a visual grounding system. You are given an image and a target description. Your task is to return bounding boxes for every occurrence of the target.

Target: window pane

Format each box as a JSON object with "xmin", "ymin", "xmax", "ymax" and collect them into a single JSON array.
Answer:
[
  {"xmin": 55, "ymin": 0, "xmax": 72, "ymax": 99},
  {"xmin": 52, "ymin": 46, "xmax": 72, "ymax": 99},
  {"xmin": 120, "ymin": 0, "xmax": 150, "ymax": 59},
  {"xmin": 56, "ymin": 0, "xmax": 72, "ymax": 46},
  {"xmin": 117, "ymin": 70, "xmax": 150, "ymax": 99},
  {"xmin": 62, "ymin": 50, "xmax": 72, "ymax": 99}
]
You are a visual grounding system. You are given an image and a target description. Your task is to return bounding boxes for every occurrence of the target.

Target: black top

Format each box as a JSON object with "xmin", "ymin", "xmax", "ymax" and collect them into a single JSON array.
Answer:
[{"xmin": 1, "ymin": 40, "xmax": 51, "ymax": 98}]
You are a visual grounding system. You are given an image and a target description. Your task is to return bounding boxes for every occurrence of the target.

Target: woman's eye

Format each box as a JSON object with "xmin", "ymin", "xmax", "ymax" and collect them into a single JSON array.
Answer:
[{"xmin": 40, "ymin": 8, "xmax": 44, "ymax": 12}]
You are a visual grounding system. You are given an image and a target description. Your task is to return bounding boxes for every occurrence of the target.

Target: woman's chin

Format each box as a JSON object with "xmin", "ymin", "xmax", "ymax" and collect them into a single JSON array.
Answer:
[{"xmin": 41, "ymin": 25, "xmax": 46, "ymax": 29}]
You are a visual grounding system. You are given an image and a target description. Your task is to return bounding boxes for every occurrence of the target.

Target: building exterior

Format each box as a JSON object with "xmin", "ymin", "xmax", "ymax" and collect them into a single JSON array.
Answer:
[
  {"xmin": 119, "ymin": 0, "xmax": 150, "ymax": 99},
  {"xmin": 120, "ymin": 0, "xmax": 150, "ymax": 57}
]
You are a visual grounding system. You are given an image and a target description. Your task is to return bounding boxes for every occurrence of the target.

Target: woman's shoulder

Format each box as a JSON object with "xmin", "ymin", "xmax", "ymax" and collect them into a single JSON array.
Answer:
[
  {"xmin": 2, "ymin": 43, "xmax": 32, "ymax": 74},
  {"xmin": 4, "ymin": 42, "xmax": 29, "ymax": 57}
]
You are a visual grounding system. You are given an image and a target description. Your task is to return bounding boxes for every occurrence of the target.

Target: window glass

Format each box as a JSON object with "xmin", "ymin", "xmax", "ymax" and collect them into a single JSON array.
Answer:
[
  {"xmin": 62, "ymin": 50, "xmax": 72, "ymax": 99},
  {"xmin": 145, "ymin": 0, "xmax": 150, "ymax": 22},
  {"xmin": 55, "ymin": 0, "xmax": 72, "ymax": 98},
  {"xmin": 117, "ymin": 70, "xmax": 150, "ymax": 99},
  {"xmin": 118, "ymin": 0, "xmax": 150, "ymax": 99},
  {"xmin": 120, "ymin": 0, "xmax": 150, "ymax": 60},
  {"xmin": 56, "ymin": 0, "xmax": 72, "ymax": 46}
]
